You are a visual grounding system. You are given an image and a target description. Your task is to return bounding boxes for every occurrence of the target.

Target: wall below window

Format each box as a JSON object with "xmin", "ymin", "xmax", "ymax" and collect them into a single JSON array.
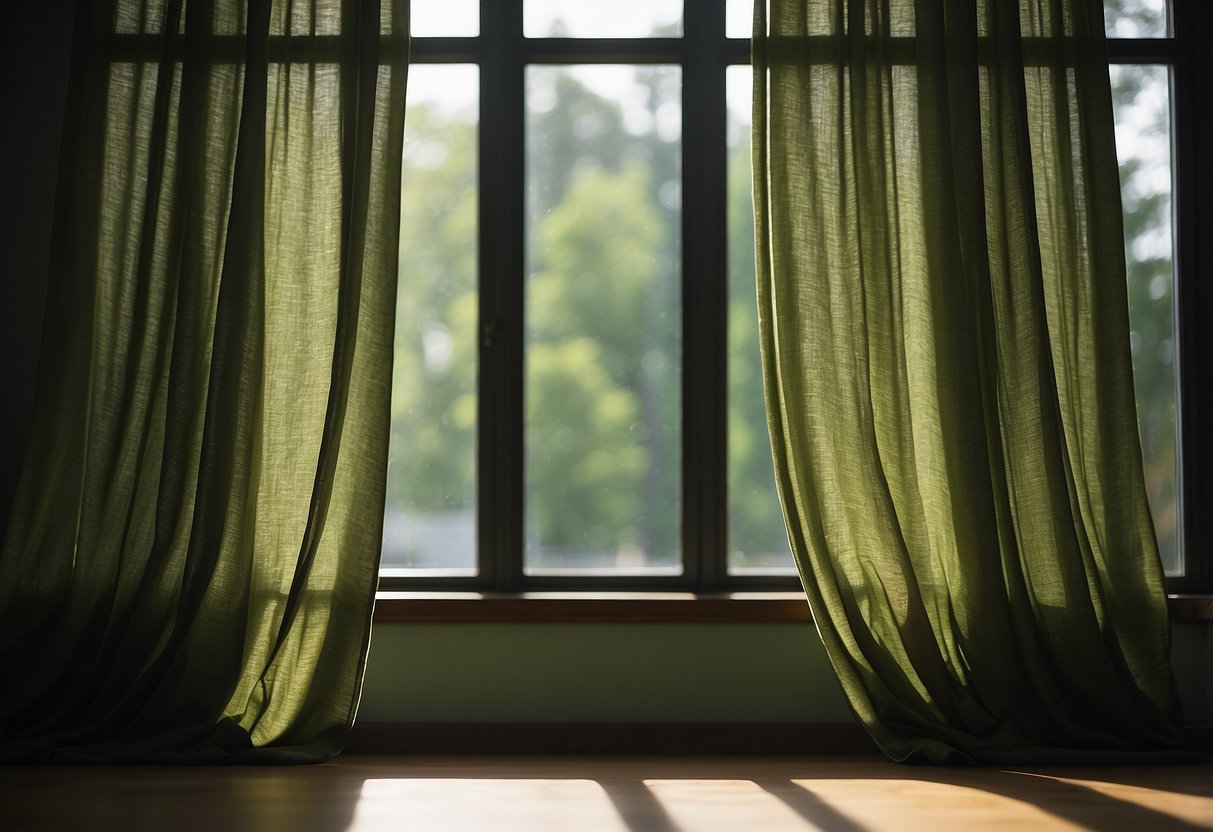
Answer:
[
  {"xmin": 360, "ymin": 621, "xmax": 1212, "ymax": 726},
  {"xmin": 1177, "ymin": 621, "xmax": 1213, "ymax": 725},
  {"xmin": 358, "ymin": 623, "xmax": 851, "ymax": 723}
]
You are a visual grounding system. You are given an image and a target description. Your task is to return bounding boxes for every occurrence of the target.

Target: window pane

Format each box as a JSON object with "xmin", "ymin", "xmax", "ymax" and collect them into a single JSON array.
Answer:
[
  {"xmin": 726, "ymin": 67, "xmax": 795, "ymax": 576},
  {"xmin": 727, "ymin": 0, "xmax": 753, "ymax": 39},
  {"xmin": 1110, "ymin": 64, "xmax": 1179, "ymax": 575},
  {"xmin": 1103, "ymin": 0, "xmax": 1169, "ymax": 38},
  {"xmin": 412, "ymin": 0, "xmax": 477, "ymax": 37},
  {"xmin": 382, "ymin": 66, "xmax": 478, "ymax": 577},
  {"xmin": 524, "ymin": 0, "xmax": 683, "ymax": 38},
  {"xmin": 525, "ymin": 65, "xmax": 682, "ymax": 576},
  {"xmin": 410, "ymin": 0, "xmax": 478, "ymax": 37}
]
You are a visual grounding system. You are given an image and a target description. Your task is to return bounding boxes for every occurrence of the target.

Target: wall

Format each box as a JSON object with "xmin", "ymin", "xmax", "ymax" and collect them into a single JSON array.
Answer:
[
  {"xmin": 359, "ymin": 622, "xmax": 852, "ymax": 723},
  {"xmin": 1174, "ymin": 621, "xmax": 1213, "ymax": 726},
  {"xmin": 3, "ymin": 2, "xmax": 1209, "ymax": 732},
  {"xmin": 360, "ymin": 620, "xmax": 1211, "ymax": 725}
]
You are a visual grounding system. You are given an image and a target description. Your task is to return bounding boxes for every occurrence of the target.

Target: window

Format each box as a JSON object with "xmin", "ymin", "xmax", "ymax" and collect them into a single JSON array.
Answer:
[
  {"xmin": 1104, "ymin": 0, "xmax": 1212, "ymax": 593},
  {"xmin": 382, "ymin": 0, "xmax": 1213, "ymax": 595},
  {"xmin": 383, "ymin": 1, "xmax": 782, "ymax": 592}
]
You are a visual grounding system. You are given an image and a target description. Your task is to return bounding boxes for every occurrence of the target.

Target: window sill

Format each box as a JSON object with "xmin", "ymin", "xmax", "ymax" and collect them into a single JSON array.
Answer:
[
  {"xmin": 373, "ymin": 591, "xmax": 1213, "ymax": 624},
  {"xmin": 1170, "ymin": 594, "xmax": 1213, "ymax": 622}
]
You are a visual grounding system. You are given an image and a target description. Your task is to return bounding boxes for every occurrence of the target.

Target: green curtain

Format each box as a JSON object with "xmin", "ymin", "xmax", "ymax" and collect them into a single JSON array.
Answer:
[
  {"xmin": 0, "ymin": 0, "xmax": 407, "ymax": 762},
  {"xmin": 753, "ymin": 0, "xmax": 1195, "ymax": 764}
]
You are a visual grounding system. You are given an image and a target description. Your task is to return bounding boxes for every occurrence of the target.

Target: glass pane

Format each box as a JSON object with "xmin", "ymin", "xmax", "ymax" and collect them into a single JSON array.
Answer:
[
  {"xmin": 525, "ymin": 65, "xmax": 682, "ymax": 576},
  {"xmin": 1110, "ymin": 64, "xmax": 1179, "ymax": 575},
  {"xmin": 411, "ymin": 0, "xmax": 479, "ymax": 37},
  {"xmin": 383, "ymin": 65, "xmax": 479, "ymax": 576},
  {"xmin": 1103, "ymin": 0, "xmax": 1169, "ymax": 38},
  {"xmin": 726, "ymin": 67, "xmax": 795, "ymax": 576},
  {"xmin": 525, "ymin": 0, "xmax": 683, "ymax": 38},
  {"xmin": 727, "ymin": 0, "xmax": 754, "ymax": 39}
]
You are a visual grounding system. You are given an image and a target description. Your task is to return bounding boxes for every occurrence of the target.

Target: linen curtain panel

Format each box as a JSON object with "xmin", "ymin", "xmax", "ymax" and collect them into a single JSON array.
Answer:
[
  {"xmin": 0, "ymin": 0, "xmax": 407, "ymax": 762},
  {"xmin": 753, "ymin": 0, "xmax": 1193, "ymax": 763}
]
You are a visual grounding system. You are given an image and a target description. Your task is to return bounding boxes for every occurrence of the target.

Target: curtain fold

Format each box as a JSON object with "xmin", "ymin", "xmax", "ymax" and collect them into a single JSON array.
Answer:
[
  {"xmin": 0, "ymin": 0, "xmax": 408, "ymax": 763},
  {"xmin": 753, "ymin": 0, "xmax": 1196, "ymax": 764}
]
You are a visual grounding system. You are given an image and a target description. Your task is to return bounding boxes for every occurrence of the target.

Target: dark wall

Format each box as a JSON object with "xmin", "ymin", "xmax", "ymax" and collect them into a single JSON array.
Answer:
[{"xmin": 0, "ymin": 2, "xmax": 76, "ymax": 532}]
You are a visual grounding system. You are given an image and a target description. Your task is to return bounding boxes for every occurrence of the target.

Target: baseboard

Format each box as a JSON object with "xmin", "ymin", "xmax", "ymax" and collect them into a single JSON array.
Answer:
[
  {"xmin": 1185, "ymin": 725, "xmax": 1213, "ymax": 754},
  {"xmin": 345, "ymin": 722, "xmax": 1212, "ymax": 757},
  {"xmin": 345, "ymin": 722, "xmax": 878, "ymax": 755}
]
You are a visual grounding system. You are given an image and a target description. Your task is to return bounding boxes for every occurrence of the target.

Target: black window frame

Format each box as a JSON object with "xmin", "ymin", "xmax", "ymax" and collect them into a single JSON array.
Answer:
[{"xmin": 383, "ymin": 0, "xmax": 1213, "ymax": 596}]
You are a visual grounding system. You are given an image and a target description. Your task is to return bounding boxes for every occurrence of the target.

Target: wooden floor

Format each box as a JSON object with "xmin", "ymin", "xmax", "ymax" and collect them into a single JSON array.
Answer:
[{"xmin": 1, "ymin": 755, "xmax": 1210, "ymax": 831}]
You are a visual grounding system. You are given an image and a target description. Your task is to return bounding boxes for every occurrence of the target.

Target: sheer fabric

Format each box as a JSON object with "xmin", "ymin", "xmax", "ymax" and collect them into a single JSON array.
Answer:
[
  {"xmin": 753, "ymin": 0, "xmax": 1194, "ymax": 763},
  {"xmin": 0, "ymin": 0, "xmax": 407, "ymax": 762}
]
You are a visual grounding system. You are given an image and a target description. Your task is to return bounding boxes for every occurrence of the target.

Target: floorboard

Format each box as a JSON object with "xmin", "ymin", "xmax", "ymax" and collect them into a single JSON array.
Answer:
[{"xmin": 1, "ymin": 755, "xmax": 1210, "ymax": 831}]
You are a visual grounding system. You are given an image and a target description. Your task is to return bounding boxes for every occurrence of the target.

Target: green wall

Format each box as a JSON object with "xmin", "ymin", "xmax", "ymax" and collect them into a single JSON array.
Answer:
[
  {"xmin": 359, "ymin": 623, "xmax": 852, "ymax": 723},
  {"xmin": 360, "ymin": 620, "xmax": 1212, "ymax": 725}
]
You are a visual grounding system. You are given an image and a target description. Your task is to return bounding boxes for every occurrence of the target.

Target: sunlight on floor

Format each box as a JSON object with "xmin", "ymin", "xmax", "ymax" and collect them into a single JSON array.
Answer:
[
  {"xmin": 344, "ymin": 768, "xmax": 1213, "ymax": 832},
  {"xmin": 783, "ymin": 779, "xmax": 1071, "ymax": 831},
  {"xmin": 349, "ymin": 775, "xmax": 1072, "ymax": 832},
  {"xmin": 354, "ymin": 778, "xmax": 632, "ymax": 831},
  {"xmin": 3, "ymin": 756, "xmax": 1209, "ymax": 832},
  {"xmin": 646, "ymin": 779, "xmax": 856, "ymax": 830},
  {"xmin": 1009, "ymin": 772, "xmax": 1213, "ymax": 828}
]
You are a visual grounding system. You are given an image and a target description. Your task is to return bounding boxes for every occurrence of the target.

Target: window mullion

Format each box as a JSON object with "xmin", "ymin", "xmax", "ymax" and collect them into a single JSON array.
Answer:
[
  {"xmin": 478, "ymin": 0, "xmax": 526, "ymax": 591},
  {"xmin": 682, "ymin": 0, "xmax": 729, "ymax": 591}
]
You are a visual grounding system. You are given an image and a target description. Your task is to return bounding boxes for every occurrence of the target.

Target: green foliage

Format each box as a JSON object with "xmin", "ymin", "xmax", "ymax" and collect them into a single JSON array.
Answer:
[
  {"xmin": 1109, "ymin": 59, "xmax": 1178, "ymax": 566},
  {"xmin": 528, "ymin": 160, "xmax": 679, "ymax": 563},
  {"xmin": 387, "ymin": 100, "xmax": 477, "ymax": 526},
  {"xmin": 727, "ymin": 126, "xmax": 793, "ymax": 566},
  {"xmin": 530, "ymin": 165, "xmax": 667, "ymax": 365},
  {"xmin": 526, "ymin": 337, "xmax": 646, "ymax": 555}
]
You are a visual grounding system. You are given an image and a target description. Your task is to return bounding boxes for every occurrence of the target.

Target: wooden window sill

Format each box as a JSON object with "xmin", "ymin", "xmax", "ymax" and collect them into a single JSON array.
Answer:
[
  {"xmin": 373, "ymin": 591, "xmax": 1213, "ymax": 624},
  {"xmin": 1170, "ymin": 594, "xmax": 1213, "ymax": 622}
]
